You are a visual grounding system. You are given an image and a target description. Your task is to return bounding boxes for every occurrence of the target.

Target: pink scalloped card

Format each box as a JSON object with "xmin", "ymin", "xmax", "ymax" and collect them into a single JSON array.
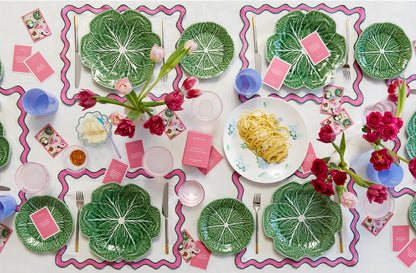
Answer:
[
  {"xmin": 12, "ymin": 45, "xmax": 32, "ymax": 73},
  {"xmin": 0, "ymin": 223, "xmax": 13, "ymax": 254},
  {"xmin": 320, "ymin": 85, "xmax": 344, "ymax": 115},
  {"xmin": 21, "ymin": 9, "xmax": 52, "ymax": 42},
  {"xmin": 158, "ymin": 108, "xmax": 187, "ymax": 140},
  {"xmin": 398, "ymin": 238, "xmax": 416, "ymax": 268},
  {"xmin": 321, "ymin": 108, "xmax": 353, "ymax": 135},
  {"xmin": 30, "ymin": 206, "xmax": 60, "ymax": 240},
  {"xmin": 301, "ymin": 31, "xmax": 330, "ymax": 65},
  {"xmin": 102, "ymin": 159, "xmax": 129, "ymax": 184}
]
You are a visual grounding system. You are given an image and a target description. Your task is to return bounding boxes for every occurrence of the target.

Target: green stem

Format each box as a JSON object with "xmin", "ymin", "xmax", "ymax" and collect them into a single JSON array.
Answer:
[
  {"xmin": 137, "ymin": 62, "xmax": 156, "ymax": 100},
  {"xmin": 94, "ymin": 97, "xmax": 136, "ymax": 110},
  {"xmin": 343, "ymin": 168, "xmax": 373, "ymax": 188},
  {"xmin": 143, "ymin": 101, "xmax": 166, "ymax": 107},
  {"xmin": 138, "ymin": 74, "xmax": 163, "ymax": 102},
  {"xmin": 331, "ymin": 142, "xmax": 346, "ymax": 167}
]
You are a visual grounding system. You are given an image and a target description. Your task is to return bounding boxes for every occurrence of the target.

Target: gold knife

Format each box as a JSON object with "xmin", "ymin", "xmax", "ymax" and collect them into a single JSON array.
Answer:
[
  {"xmin": 252, "ymin": 16, "xmax": 262, "ymax": 74},
  {"xmin": 74, "ymin": 15, "xmax": 81, "ymax": 88},
  {"xmin": 162, "ymin": 182, "xmax": 169, "ymax": 254}
]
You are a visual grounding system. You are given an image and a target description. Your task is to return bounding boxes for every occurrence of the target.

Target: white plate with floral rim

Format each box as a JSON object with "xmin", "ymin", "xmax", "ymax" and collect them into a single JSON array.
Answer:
[{"xmin": 223, "ymin": 97, "xmax": 308, "ymax": 183}]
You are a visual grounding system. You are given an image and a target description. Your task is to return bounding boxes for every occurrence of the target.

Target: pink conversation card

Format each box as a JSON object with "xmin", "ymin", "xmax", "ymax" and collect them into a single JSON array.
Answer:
[
  {"xmin": 301, "ymin": 31, "xmax": 331, "ymax": 65},
  {"xmin": 398, "ymin": 238, "xmax": 416, "ymax": 268},
  {"xmin": 182, "ymin": 131, "xmax": 213, "ymax": 169},
  {"xmin": 190, "ymin": 241, "xmax": 211, "ymax": 270},
  {"xmin": 125, "ymin": 140, "xmax": 144, "ymax": 169},
  {"xmin": 102, "ymin": 159, "xmax": 129, "ymax": 184},
  {"xmin": 393, "ymin": 225, "xmax": 410, "ymax": 252},
  {"xmin": 29, "ymin": 206, "xmax": 60, "ymax": 240},
  {"xmin": 12, "ymin": 45, "xmax": 32, "ymax": 73},
  {"xmin": 197, "ymin": 145, "xmax": 223, "ymax": 175},
  {"xmin": 262, "ymin": 56, "xmax": 291, "ymax": 91},
  {"xmin": 24, "ymin": 51, "xmax": 54, "ymax": 82}
]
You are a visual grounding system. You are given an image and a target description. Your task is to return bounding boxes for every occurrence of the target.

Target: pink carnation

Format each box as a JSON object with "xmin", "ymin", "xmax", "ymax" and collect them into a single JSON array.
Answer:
[{"xmin": 340, "ymin": 192, "xmax": 357, "ymax": 208}]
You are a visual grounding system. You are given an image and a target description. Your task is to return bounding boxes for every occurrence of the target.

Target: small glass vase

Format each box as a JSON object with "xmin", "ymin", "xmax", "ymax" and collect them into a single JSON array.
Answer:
[{"xmin": 366, "ymin": 162, "xmax": 404, "ymax": 187}]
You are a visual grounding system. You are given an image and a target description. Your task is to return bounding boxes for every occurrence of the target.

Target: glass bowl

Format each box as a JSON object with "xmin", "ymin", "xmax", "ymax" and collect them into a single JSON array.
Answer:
[
  {"xmin": 62, "ymin": 145, "xmax": 88, "ymax": 172},
  {"xmin": 76, "ymin": 111, "xmax": 112, "ymax": 147}
]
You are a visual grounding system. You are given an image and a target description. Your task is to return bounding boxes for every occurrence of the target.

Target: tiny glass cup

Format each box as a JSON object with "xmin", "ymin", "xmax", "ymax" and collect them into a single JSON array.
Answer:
[
  {"xmin": 362, "ymin": 190, "xmax": 395, "ymax": 220},
  {"xmin": 22, "ymin": 88, "xmax": 59, "ymax": 116},
  {"xmin": 177, "ymin": 180, "xmax": 205, "ymax": 207},
  {"xmin": 63, "ymin": 145, "xmax": 88, "ymax": 172},
  {"xmin": 191, "ymin": 91, "xmax": 223, "ymax": 122},
  {"xmin": 15, "ymin": 162, "xmax": 49, "ymax": 194},
  {"xmin": 142, "ymin": 146, "xmax": 174, "ymax": 177},
  {"xmin": 234, "ymin": 68, "xmax": 262, "ymax": 96}
]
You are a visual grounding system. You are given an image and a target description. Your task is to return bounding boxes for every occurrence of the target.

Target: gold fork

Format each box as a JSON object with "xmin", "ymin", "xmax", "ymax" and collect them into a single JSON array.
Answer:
[
  {"xmin": 75, "ymin": 191, "xmax": 84, "ymax": 252},
  {"xmin": 253, "ymin": 193, "xmax": 261, "ymax": 254},
  {"xmin": 342, "ymin": 19, "xmax": 351, "ymax": 80}
]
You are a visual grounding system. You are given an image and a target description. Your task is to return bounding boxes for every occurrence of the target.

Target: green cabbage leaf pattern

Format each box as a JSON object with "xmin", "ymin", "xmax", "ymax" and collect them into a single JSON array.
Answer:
[
  {"xmin": 263, "ymin": 182, "xmax": 342, "ymax": 260},
  {"xmin": 80, "ymin": 183, "xmax": 160, "ymax": 261},
  {"xmin": 80, "ymin": 10, "xmax": 160, "ymax": 89},
  {"xmin": 266, "ymin": 10, "xmax": 346, "ymax": 90}
]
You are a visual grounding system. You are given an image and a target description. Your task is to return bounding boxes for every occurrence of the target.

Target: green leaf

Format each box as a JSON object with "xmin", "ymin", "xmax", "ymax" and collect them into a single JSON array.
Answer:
[
  {"xmin": 322, "ymin": 156, "xmax": 331, "ymax": 163},
  {"xmin": 395, "ymin": 76, "xmax": 407, "ymax": 118},
  {"xmin": 127, "ymin": 110, "xmax": 141, "ymax": 121},
  {"xmin": 329, "ymin": 162, "xmax": 338, "ymax": 169},
  {"xmin": 339, "ymin": 132, "xmax": 346, "ymax": 157}
]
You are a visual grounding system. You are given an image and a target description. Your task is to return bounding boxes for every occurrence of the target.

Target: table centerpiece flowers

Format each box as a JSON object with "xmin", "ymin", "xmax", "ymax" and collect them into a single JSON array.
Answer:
[
  {"xmin": 76, "ymin": 39, "xmax": 202, "ymax": 137},
  {"xmin": 311, "ymin": 77, "xmax": 416, "ymax": 207}
]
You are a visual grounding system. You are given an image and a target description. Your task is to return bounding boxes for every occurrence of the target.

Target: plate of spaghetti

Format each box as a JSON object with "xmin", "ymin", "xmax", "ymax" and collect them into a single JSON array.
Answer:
[{"xmin": 223, "ymin": 97, "xmax": 308, "ymax": 183}]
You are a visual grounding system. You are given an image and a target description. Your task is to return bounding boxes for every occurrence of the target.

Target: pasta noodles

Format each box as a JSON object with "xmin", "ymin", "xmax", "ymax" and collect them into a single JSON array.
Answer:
[{"xmin": 237, "ymin": 110, "xmax": 291, "ymax": 163}]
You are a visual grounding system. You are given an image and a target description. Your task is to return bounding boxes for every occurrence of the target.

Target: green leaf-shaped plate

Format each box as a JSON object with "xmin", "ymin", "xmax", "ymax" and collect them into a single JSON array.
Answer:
[
  {"xmin": 81, "ymin": 10, "xmax": 160, "ymax": 89},
  {"xmin": 409, "ymin": 195, "xmax": 416, "ymax": 230},
  {"xmin": 355, "ymin": 22, "xmax": 412, "ymax": 79},
  {"xmin": 266, "ymin": 10, "xmax": 345, "ymax": 90},
  {"xmin": 0, "ymin": 136, "xmax": 10, "ymax": 168},
  {"xmin": 406, "ymin": 111, "xmax": 416, "ymax": 158},
  {"xmin": 197, "ymin": 198, "xmax": 254, "ymax": 254},
  {"xmin": 15, "ymin": 196, "xmax": 74, "ymax": 253},
  {"xmin": 264, "ymin": 182, "xmax": 342, "ymax": 260},
  {"xmin": 80, "ymin": 182, "xmax": 160, "ymax": 261},
  {"xmin": 178, "ymin": 22, "xmax": 234, "ymax": 79}
]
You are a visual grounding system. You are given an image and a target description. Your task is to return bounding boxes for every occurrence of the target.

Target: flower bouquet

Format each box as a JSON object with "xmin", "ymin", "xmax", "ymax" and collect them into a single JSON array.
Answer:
[
  {"xmin": 77, "ymin": 40, "xmax": 202, "ymax": 137},
  {"xmin": 311, "ymin": 77, "xmax": 416, "ymax": 207}
]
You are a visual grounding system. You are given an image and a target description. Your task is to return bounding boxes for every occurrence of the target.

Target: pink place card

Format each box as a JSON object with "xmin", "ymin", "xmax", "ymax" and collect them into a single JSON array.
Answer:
[
  {"xmin": 182, "ymin": 131, "xmax": 213, "ymax": 169},
  {"xmin": 300, "ymin": 142, "xmax": 317, "ymax": 173},
  {"xmin": 321, "ymin": 108, "xmax": 354, "ymax": 135},
  {"xmin": 398, "ymin": 238, "xmax": 416, "ymax": 268},
  {"xmin": 125, "ymin": 140, "xmax": 144, "ymax": 169},
  {"xmin": 178, "ymin": 229, "xmax": 200, "ymax": 263},
  {"xmin": 21, "ymin": 9, "xmax": 52, "ymax": 42},
  {"xmin": 301, "ymin": 31, "xmax": 331, "ymax": 65},
  {"xmin": 12, "ymin": 45, "xmax": 32, "ymax": 73},
  {"xmin": 102, "ymin": 159, "xmax": 129, "ymax": 184},
  {"xmin": 29, "ymin": 206, "xmax": 60, "ymax": 240},
  {"xmin": 197, "ymin": 145, "xmax": 223, "ymax": 175},
  {"xmin": 361, "ymin": 211, "xmax": 393, "ymax": 236},
  {"xmin": 262, "ymin": 56, "xmax": 291, "ymax": 91},
  {"xmin": 393, "ymin": 225, "xmax": 410, "ymax": 252},
  {"xmin": 320, "ymin": 85, "xmax": 344, "ymax": 116},
  {"xmin": 190, "ymin": 241, "xmax": 211, "ymax": 270},
  {"xmin": 24, "ymin": 51, "xmax": 54, "ymax": 82}
]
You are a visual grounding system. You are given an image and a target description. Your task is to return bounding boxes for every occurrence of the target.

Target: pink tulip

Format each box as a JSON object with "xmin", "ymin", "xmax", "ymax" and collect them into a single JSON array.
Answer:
[
  {"xmin": 387, "ymin": 78, "xmax": 411, "ymax": 103},
  {"xmin": 184, "ymin": 39, "xmax": 197, "ymax": 53},
  {"xmin": 115, "ymin": 77, "xmax": 133, "ymax": 95},
  {"xmin": 317, "ymin": 124, "xmax": 336, "ymax": 143},
  {"xmin": 150, "ymin": 44, "xmax": 165, "ymax": 63},
  {"xmin": 77, "ymin": 89, "xmax": 97, "ymax": 110},
  {"xmin": 109, "ymin": 112, "xmax": 127, "ymax": 126},
  {"xmin": 143, "ymin": 116, "xmax": 165, "ymax": 136},
  {"xmin": 114, "ymin": 118, "xmax": 135, "ymax": 138},
  {"xmin": 366, "ymin": 184, "xmax": 387, "ymax": 204},
  {"xmin": 165, "ymin": 90, "xmax": 184, "ymax": 111}
]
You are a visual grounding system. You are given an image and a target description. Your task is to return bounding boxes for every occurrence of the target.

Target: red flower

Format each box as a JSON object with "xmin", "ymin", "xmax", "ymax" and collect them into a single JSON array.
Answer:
[
  {"xmin": 317, "ymin": 124, "xmax": 336, "ymax": 143},
  {"xmin": 409, "ymin": 157, "xmax": 416, "ymax": 179},
  {"xmin": 165, "ymin": 90, "xmax": 184, "ymax": 111},
  {"xmin": 143, "ymin": 116, "xmax": 166, "ymax": 136},
  {"xmin": 381, "ymin": 111, "xmax": 395, "ymax": 125},
  {"xmin": 387, "ymin": 78, "xmax": 411, "ymax": 103},
  {"xmin": 370, "ymin": 149, "xmax": 394, "ymax": 171},
  {"xmin": 331, "ymin": 170, "xmax": 347, "ymax": 186},
  {"xmin": 366, "ymin": 112, "xmax": 382, "ymax": 130},
  {"xmin": 114, "ymin": 118, "xmax": 136, "ymax": 138},
  {"xmin": 366, "ymin": 184, "xmax": 388, "ymax": 204},
  {"xmin": 362, "ymin": 129, "xmax": 379, "ymax": 143},
  {"xmin": 181, "ymin": 76, "xmax": 203, "ymax": 99},
  {"xmin": 77, "ymin": 89, "xmax": 97, "ymax": 110},
  {"xmin": 311, "ymin": 158, "xmax": 328, "ymax": 179},
  {"xmin": 311, "ymin": 178, "xmax": 334, "ymax": 196},
  {"xmin": 379, "ymin": 124, "xmax": 398, "ymax": 141}
]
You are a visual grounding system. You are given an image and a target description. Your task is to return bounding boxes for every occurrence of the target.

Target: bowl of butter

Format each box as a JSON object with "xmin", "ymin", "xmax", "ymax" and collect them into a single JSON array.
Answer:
[{"xmin": 76, "ymin": 111, "xmax": 112, "ymax": 147}]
